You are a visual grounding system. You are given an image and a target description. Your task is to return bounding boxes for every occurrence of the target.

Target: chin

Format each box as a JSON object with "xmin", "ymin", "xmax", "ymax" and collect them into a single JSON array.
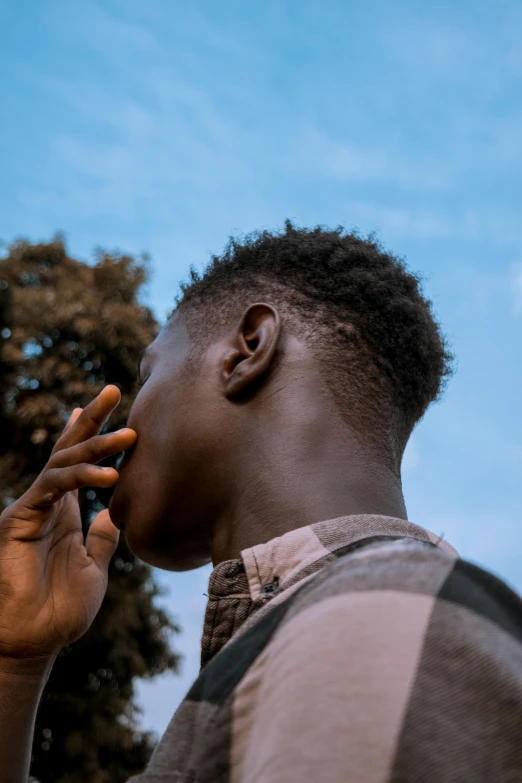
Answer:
[
  {"xmin": 124, "ymin": 538, "xmax": 211, "ymax": 572},
  {"xmin": 128, "ymin": 525, "xmax": 212, "ymax": 571},
  {"xmin": 109, "ymin": 493, "xmax": 211, "ymax": 572}
]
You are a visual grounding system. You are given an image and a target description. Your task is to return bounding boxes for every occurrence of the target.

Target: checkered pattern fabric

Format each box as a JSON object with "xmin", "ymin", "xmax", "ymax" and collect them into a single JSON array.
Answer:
[{"xmin": 129, "ymin": 515, "xmax": 522, "ymax": 782}]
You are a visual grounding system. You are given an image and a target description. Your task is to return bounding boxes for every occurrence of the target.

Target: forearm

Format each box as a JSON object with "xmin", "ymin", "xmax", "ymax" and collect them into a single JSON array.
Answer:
[{"xmin": 0, "ymin": 657, "xmax": 56, "ymax": 783}]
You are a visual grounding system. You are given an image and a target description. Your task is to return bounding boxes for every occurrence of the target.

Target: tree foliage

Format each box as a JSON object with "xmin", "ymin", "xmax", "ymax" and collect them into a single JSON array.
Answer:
[{"xmin": 0, "ymin": 237, "xmax": 180, "ymax": 783}]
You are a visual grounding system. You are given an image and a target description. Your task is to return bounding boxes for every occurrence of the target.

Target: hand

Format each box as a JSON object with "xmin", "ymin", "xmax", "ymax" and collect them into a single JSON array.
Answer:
[{"xmin": 0, "ymin": 385, "xmax": 137, "ymax": 675}]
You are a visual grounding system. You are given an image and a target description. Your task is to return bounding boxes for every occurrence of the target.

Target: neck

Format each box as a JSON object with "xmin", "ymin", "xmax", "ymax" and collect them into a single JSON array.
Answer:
[
  {"xmin": 211, "ymin": 472, "xmax": 406, "ymax": 566},
  {"xmin": 210, "ymin": 382, "xmax": 407, "ymax": 566}
]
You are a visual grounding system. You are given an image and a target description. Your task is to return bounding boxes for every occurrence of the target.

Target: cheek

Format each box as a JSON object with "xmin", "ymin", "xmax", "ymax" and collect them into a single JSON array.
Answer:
[
  {"xmin": 128, "ymin": 375, "xmax": 211, "ymax": 489},
  {"xmin": 109, "ymin": 370, "xmax": 226, "ymax": 567},
  {"xmin": 120, "ymin": 366, "xmax": 224, "ymax": 491}
]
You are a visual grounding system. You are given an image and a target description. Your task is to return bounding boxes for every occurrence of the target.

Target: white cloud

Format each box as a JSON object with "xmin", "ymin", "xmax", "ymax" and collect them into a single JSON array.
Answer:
[
  {"xmin": 15, "ymin": 79, "xmax": 250, "ymax": 222},
  {"xmin": 286, "ymin": 128, "xmax": 452, "ymax": 190},
  {"xmin": 15, "ymin": 1, "xmax": 520, "ymax": 247}
]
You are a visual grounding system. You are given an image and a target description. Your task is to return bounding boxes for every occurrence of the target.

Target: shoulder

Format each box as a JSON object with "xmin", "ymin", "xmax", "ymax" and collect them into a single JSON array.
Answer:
[
  {"xmin": 285, "ymin": 536, "xmax": 522, "ymax": 626},
  {"xmin": 272, "ymin": 537, "xmax": 522, "ymax": 676},
  {"xmin": 243, "ymin": 542, "xmax": 522, "ymax": 782}
]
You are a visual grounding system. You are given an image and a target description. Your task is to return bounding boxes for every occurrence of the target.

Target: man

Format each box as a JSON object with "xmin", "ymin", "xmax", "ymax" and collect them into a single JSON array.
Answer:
[{"xmin": 0, "ymin": 222, "xmax": 521, "ymax": 782}]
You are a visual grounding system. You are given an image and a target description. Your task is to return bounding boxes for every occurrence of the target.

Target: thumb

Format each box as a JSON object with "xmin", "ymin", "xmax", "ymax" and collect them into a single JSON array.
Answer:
[{"xmin": 85, "ymin": 508, "xmax": 120, "ymax": 572}]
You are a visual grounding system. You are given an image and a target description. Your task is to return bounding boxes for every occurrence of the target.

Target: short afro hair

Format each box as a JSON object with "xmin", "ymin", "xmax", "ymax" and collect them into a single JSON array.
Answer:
[{"xmin": 170, "ymin": 221, "xmax": 454, "ymax": 474}]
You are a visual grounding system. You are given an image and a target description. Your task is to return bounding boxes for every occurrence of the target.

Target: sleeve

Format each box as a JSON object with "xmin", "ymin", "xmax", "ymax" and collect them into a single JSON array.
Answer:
[{"xmin": 236, "ymin": 584, "xmax": 522, "ymax": 782}]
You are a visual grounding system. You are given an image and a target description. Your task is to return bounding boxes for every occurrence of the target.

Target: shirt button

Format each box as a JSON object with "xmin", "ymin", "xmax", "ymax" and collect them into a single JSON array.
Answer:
[{"xmin": 260, "ymin": 580, "xmax": 280, "ymax": 594}]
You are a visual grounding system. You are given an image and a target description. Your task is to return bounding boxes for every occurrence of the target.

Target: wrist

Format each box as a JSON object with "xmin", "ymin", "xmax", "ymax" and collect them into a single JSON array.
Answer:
[{"xmin": 0, "ymin": 653, "xmax": 57, "ymax": 685}]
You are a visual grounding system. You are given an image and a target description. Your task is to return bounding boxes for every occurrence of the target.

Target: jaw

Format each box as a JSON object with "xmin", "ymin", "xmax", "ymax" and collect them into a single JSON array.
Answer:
[
  {"xmin": 114, "ymin": 499, "xmax": 213, "ymax": 571},
  {"xmin": 126, "ymin": 529, "xmax": 213, "ymax": 571}
]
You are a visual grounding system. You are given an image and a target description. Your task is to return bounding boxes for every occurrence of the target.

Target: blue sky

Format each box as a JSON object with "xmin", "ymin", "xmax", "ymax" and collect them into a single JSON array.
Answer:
[{"xmin": 1, "ymin": 0, "xmax": 521, "ymax": 740}]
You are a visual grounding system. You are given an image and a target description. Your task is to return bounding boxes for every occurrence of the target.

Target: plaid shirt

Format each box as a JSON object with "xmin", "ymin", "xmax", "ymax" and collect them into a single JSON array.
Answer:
[{"xmin": 130, "ymin": 515, "xmax": 522, "ymax": 782}]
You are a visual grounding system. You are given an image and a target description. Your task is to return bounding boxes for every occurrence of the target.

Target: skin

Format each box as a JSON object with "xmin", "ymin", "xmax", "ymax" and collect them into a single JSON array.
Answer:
[
  {"xmin": 0, "ymin": 300, "xmax": 407, "ymax": 782},
  {"xmin": 108, "ymin": 302, "xmax": 407, "ymax": 570}
]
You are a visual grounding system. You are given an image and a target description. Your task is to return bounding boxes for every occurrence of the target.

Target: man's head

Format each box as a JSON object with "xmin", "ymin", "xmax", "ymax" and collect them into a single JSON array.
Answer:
[{"xmin": 108, "ymin": 222, "xmax": 454, "ymax": 570}]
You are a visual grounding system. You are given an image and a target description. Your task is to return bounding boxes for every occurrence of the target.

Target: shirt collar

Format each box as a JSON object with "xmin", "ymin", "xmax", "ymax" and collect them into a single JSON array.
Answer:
[
  {"xmin": 240, "ymin": 514, "xmax": 457, "ymax": 600},
  {"xmin": 201, "ymin": 514, "xmax": 457, "ymax": 668}
]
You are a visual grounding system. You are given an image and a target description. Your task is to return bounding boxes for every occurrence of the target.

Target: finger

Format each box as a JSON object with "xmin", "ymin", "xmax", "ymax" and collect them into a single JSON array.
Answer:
[
  {"xmin": 64, "ymin": 407, "xmax": 83, "ymax": 433},
  {"xmin": 52, "ymin": 386, "xmax": 122, "ymax": 456},
  {"xmin": 62, "ymin": 410, "xmax": 83, "ymax": 496},
  {"xmin": 25, "ymin": 464, "xmax": 120, "ymax": 510},
  {"xmin": 85, "ymin": 508, "xmax": 120, "ymax": 573},
  {"xmin": 50, "ymin": 429, "xmax": 137, "ymax": 469}
]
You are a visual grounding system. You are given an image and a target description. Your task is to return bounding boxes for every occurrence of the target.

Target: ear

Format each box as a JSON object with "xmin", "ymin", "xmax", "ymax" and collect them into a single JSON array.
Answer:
[{"xmin": 222, "ymin": 303, "xmax": 281, "ymax": 399}]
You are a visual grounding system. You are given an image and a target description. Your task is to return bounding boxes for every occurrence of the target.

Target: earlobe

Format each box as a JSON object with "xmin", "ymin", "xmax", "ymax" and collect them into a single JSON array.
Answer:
[{"xmin": 223, "ymin": 303, "xmax": 281, "ymax": 399}]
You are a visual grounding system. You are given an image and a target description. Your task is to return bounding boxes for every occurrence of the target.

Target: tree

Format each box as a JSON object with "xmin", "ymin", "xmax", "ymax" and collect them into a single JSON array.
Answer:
[
  {"xmin": 0, "ymin": 264, "xmax": 12, "ymax": 439},
  {"xmin": 0, "ymin": 237, "xmax": 181, "ymax": 783}
]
